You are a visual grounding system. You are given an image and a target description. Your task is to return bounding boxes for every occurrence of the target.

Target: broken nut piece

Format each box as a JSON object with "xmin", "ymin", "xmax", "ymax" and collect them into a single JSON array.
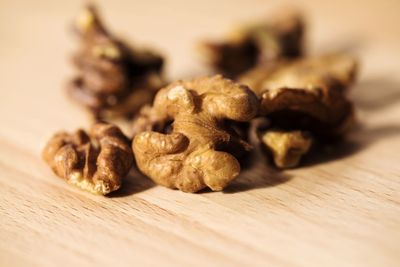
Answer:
[
  {"xmin": 261, "ymin": 129, "xmax": 312, "ymax": 168},
  {"xmin": 240, "ymin": 54, "xmax": 358, "ymax": 137},
  {"xmin": 42, "ymin": 123, "xmax": 133, "ymax": 195},
  {"xmin": 68, "ymin": 4, "xmax": 164, "ymax": 120},
  {"xmin": 240, "ymin": 54, "xmax": 358, "ymax": 168},
  {"xmin": 199, "ymin": 9, "xmax": 304, "ymax": 77},
  {"xmin": 132, "ymin": 75, "xmax": 258, "ymax": 193}
]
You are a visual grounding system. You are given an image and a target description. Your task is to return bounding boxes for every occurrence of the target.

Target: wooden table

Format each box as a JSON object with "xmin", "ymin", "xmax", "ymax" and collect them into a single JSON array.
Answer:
[{"xmin": 1, "ymin": 0, "xmax": 399, "ymax": 266}]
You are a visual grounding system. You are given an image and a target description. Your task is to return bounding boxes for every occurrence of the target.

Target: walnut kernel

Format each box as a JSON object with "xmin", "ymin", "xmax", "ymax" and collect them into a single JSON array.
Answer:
[{"xmin": 42, "ymin": 123, "xmax": 133, "ymax": 195}]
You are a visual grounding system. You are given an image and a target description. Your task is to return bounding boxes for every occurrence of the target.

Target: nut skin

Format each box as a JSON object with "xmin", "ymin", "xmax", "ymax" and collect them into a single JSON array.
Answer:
[
  {"xmin": 199, "ymin": 9, "xmax": 304, "ymax": 78},
  {"xmin": 42, "ymin": 123, "xmax": 133, "ymax": 195},
  {"xmin": 240, "ymin": 54, "xmax": 358, "ymax": 168},
  {"xmin": 132, "ymin": 75, "xmax": 258, "ymax": 193},
  {"xmin": 68, "ymin": 5, "xmax": 164, "ymax": 120}
]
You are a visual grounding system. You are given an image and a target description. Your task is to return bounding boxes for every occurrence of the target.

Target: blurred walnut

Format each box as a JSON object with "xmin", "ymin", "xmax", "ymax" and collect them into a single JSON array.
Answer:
[
  {"xmin": 240, "ymin": 54, "xmax": 358, "ymax": 168},
  {"xmin": 199, "ymin": 9, "xmax": 304, "ymax": 78},
  {"xmin": 42, "ymin": 123, "xmax": 133, "ymax": 195},
  {"xmin": 132, "ymin": 75, "xmax": 258, "ymax": 192},
  {"xmin": 68, "ymin": 5, "xmax": 164, "ymax": 120}
]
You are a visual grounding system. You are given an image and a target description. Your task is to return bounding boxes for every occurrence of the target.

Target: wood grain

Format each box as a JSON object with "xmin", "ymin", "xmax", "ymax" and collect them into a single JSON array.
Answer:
[{"xmin": 0, "ymin": 0, "xmax": 399, "ymax": 266}]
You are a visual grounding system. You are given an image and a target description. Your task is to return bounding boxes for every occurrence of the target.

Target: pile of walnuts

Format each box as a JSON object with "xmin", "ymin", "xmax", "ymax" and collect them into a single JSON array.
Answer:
[{"xmin": 43, "ymin": 5, "xmax": 358, "ymax": 195}]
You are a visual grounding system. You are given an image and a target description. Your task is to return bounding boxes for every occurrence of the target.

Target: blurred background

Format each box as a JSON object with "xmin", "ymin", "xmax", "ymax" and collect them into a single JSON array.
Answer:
[
  {"xmin": 0, "ymin": 0, "xmax": 399, "ymax": 152},
  {"xmin": 0, "ymin": 0, "xmax": 398, "ymax": 130}
]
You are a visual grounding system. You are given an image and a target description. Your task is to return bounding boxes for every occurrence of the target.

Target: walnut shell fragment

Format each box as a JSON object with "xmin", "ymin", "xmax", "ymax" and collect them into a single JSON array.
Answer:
[
  {"xmin": 199, "ymin": 9, "xmax": 304, "ymax": 78},
  {"xmin": 42, "ymin": 123, "xmax": 133, "ymax": 195},
  {"xmin": 240, "ymin": 54, "xmax": 358, "ymax": 168},
  {"xmin": 68, "ymin": 5, "xmax": 164, "ymax": 120},
  {"xmin": 132, "ymin": 75, "xmax": 259, "ymax": 192}
]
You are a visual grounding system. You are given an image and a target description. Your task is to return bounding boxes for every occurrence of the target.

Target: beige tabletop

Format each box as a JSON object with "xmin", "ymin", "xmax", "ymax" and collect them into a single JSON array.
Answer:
[{"xmin": 0, "ymin": 0, "xmax": 399, "ymax": 266}]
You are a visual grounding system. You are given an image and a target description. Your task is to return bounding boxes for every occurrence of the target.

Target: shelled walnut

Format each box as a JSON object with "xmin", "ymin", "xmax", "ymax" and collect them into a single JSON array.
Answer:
[
  {"xmin": 68, "ymin": 5, "xmax": 164, "ymax": 120},
  {"xmin": 199, "ymin": 9, "xmax": 304, "ymax": 78},
  {"xmin": 132, "ymin": 75, "xmax": 258, "ymax": 192},
  {"xmin": 240, "ymin": 54, "xmax": 358, "ymax": 168},
  {"xmin": 42, "ymin": 123, "xmax": 133, "ymax": 195}
]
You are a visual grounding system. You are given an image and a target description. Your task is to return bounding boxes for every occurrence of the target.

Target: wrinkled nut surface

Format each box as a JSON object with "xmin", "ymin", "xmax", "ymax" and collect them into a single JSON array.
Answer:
[
  {"xmin": 199, "ymin": 9, "xmax": 304, "ymax": 77},
  {"xmin": 240, "ymin": 54, "xmax": 358, "ymax": 137},
  {"xmin": 68, "ymin": 5, "xmax": 164, "ymax": 119},
  {"xmin": 131, "ymin": 105, "xmax": 171, "ymax": 136},
  {"xmin": 132, "ymin": 75, "xmax": 259, "ymax": 193},
  {"xmin": 42, "ymin": 123, "xmax": 133, "ymax": 195},
  {"xmin": 261, "ymin": 129, "xmax": 312, "ymax": 168}
]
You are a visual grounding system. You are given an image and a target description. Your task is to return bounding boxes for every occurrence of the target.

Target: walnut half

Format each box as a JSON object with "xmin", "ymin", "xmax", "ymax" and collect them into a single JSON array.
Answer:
[
  {"xmin": 132, "ymin": 75, "xmax": 259, "ymax": 192},
  {"xmin": 42, "ymin": 123, "xmax": 133, "ymax": 195}
]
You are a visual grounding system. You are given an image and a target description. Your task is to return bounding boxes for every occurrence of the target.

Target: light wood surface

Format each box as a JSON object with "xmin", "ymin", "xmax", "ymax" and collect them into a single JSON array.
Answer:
[{"xmin": 1, "ymin": 0, "xmax": 399, "ymax": 266}]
